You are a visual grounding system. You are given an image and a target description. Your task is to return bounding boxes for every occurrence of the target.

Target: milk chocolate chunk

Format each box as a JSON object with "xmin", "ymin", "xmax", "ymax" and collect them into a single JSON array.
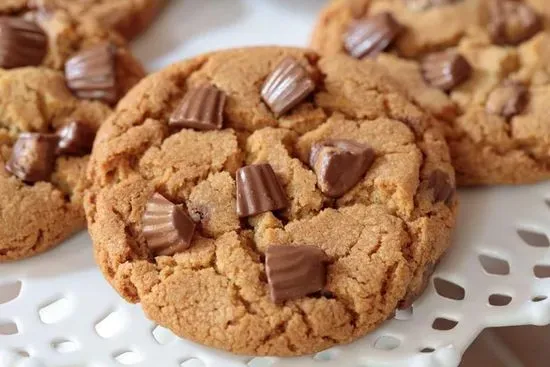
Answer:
[
  {"xmin": 310, "ymin": 139, "xmax": 375, "ymax": 198},
  {"xmin": 0, "ymin": 17, "xmax": 47, "ymax": 69},
  {"xmin": 421, "ymin": 51, "xmax": 472, "ymax": 91},
  {"xmin": 488, "ymin": 0, "xmax": 541, "ymax": 46},
  {"xmin": 429, "ymin": 169, "xmax": 454, "ymax": 205},
  {"xmin": 65, "ymin": 42, "xmax": 118, "ymax": 104},
  {"xmin": 486, "ymin": 81, "xmax": 528, "ymax": 120},
  {"xmin": 6, "ymin": 133, "xmax": 58, "ymax": 183},
  {"xmin": 265, "ymin": 245, "xmax": 328, "ymax": 303},
  {"xmin": 261, "ymin": 56, "xmax": 315, "ymax": 117},
  {"xmin": 344, "ymin": 12, "xmax": 403, "ymax": 59},
  {"xmin": 142, "ymin": 193, "xmax": 196, "ymax": 256},
  {"xmin": 170, "ymin": 84, "xmax": 226, "ymax": 130},
  {"xmin": 57, "ymin": 121, "xmax": 96, "ymax": 155},
  {"xmin": 236, "ymin": 163, "xmax": 288, "ymax": 218}
]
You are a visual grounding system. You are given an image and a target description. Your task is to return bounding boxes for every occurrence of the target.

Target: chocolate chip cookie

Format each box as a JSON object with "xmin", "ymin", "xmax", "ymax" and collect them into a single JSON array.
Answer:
[
  {"xmin": 85, "ymin": 47, "xmax": 456, "ymax": 356},
  {"xmin": 312, "ymin": 0, "xmax": 550, "ymax": 185},
  {"xmin": 28, "ymin": 0, "xmax": 166, "ymax": 40}
]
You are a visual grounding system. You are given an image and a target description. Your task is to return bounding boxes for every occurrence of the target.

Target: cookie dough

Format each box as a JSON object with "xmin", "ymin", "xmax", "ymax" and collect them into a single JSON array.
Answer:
[
  {"xmin": 312, "ymin": 0, "xmax": 550, "ymax": 185},
  {"xmin": 29, "ymin": 0, "xmax": 166, "ymax": 40},
  {"xmin": 85, "ymin": 47, "xmax": 456, "ymax": 356}
]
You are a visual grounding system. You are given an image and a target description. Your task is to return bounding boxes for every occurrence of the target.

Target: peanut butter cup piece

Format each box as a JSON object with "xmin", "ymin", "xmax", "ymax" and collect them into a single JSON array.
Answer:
[
  {"xmin": 344, "ymin": 12, "xmax": 403, "ymax": 59},
  {"xmin": 170, "ymin": 84, "xmax": 227, "ymax": 130},
  {"xmin": 65, "ymin": 42, "xmax": 118, "ymax": 104},
  {"xmin": 488, "ymin": 0, "xmax": 541, "ymax": 46},
  {"xmin": 57, "ymin": 121, "xmax": 96, "ymax": 155},
  {"xmin": 310, "ymin": 139, "xmax": 375, "ymax": 198},
  {"xmin": 6, "ymin": 133, "xmax": 58, "ymax": 183},
  {"xmin": 486, "ymin": 81, "xmax": 528, "ymax": 120},
  {"xmin": 429, "ymin": 169, "xmax": 454, "ymax": 205},
  {"xmin": 236, "ymin": 163, "xmax": 288, "ymax": 218},
  {"xmin": 142, "ymin": 193, "xmax": 196, "ymax": 256},
  {"xmin": 261, "ymin": 56, "xmax": 315, "ymax": 117},
  {"xmin": 421, "ymin": 51, "xmax": 472, "ymax": 92},
  {"xmin": 266, "ymin": 245, "xmax": 329, "ymax": 303},
  {"xmin": 0, "ymin": 17, "xmax": 47, "ymax": 69}
]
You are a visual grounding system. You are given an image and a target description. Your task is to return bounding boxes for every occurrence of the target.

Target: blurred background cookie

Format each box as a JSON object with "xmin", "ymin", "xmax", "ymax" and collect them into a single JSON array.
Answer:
[{"xmin": 311, "ymin": 0, "xmax": 550, "ymax": 185}]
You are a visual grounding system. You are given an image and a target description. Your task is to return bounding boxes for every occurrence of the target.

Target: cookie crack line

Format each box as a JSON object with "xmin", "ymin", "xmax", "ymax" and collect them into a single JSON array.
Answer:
[
  {"xmin": 255, "ymin": 318, "xmax": 294, "ymax": 352},
  {"xmin": 208, "ymin": 245, "xmax": 258, "ymax": 315}
]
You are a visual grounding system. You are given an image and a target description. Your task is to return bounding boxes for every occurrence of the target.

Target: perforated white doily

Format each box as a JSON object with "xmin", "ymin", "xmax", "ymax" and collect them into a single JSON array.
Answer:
[{"xmin": 2, "ymin": 1, "xmax": 550, "ymax": 366}]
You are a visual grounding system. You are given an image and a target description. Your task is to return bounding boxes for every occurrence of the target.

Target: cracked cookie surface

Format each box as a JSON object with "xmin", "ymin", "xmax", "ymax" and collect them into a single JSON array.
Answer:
[
  {"xmin": 85, "ymin": 47, "xmax": 456, "ymax": 356},
  {"xmin": 0, "ymin": 1, "xmax": 146, "ymax": 262},
  {"xmin": 0, "ymin": 68, "xmax": 113, "ymax": 261},
  {"xmin": 312, "ymin": 0, "xmax": 550, "ymax": 185}
]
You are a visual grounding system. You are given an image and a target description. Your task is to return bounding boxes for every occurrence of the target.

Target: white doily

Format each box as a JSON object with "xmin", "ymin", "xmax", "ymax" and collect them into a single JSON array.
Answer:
[{"xmin": 2, "ymin": 1, "xmax": 550, "ymax": 366}]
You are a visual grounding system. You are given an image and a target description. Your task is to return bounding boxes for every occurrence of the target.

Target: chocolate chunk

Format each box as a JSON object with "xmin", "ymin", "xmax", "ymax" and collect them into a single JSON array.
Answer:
[
  {"xmin": 486, "ymin": 81, "xmax": 528, "ymax": 120},
  {"xmin": 421, "ymin": 51, "xmax": 472, "ymax": 92},
  {"xmin": 169, "ymin": 84, "xmax": 226, "ymax": 130},
  {"xmin": 236, "ymin": 163, "xmax": 288, "ymax": 218},
  {"xmin": 142, "ymin": 193, "xmax": 196, "ymax": 257},
  {"xmin": 309, "ymin": 139, "xmax": 375, "ymax": 198},
  {"xmin": 344, "ymin": 12, "xmax": 403, "ymax": 59},
  {"xmin": 261, "ymin": 56, "xmax": 315, "ymax": 117},
  {"xmin": 428, "ymin": 169, "xmax": 454, "ymax": 205},
  {"xmin": 265, "ymin": 245, "xmax": 329, "ymax": 303},
  {"xmin": 488, "ymin": 0, "xmax": 541, "ymax": 46},
  {"xmin": 5, "ymin": 133, "xmax": 58, "ymax": 183},
  {"xmin": 57, "ymin": 121, "xmax": 96, "ymax": 155},
  {"xmin": 0, "ymin": 17, "xmax": 47, "ymax": 69},
  {"xmin": 403, "ymin": 0, "xmax": 460, "ymax": 11},
  {"xmin": 65, "ymin": 42, "xmax": 118, "ymax": 104}
]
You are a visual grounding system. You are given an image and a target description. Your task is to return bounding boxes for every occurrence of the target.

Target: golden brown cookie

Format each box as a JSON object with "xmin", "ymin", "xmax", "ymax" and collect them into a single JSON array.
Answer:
[
  {"xmin": 29, "ymin": 0, "xmax": 166, "ymax": 40},
  {"xmin": 0, "ymin": 2, "xmax": 146, "ymax": 75},
  {"xmin": 312, "ymin": 0, "xmax": 550, "ymax": 185},
  {"xmin": 85, "ymin": 47, "xmax": 456, "ymax": 356},
  {"xmin": 0, "ymin": 68, "xmax": 110, "ymax": 261},
  {"xmin": 0, "ymin": 12, "xmax": 146, "ymax": 261}
]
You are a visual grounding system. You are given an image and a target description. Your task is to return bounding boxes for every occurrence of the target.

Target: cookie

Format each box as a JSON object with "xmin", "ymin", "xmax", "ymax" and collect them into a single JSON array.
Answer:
[
  {"xmin": 312, "ymin": 0, "xmax": 550, "ymax": 185},
  {"xmin": 0, "ymin": 68, "xmax": 105, "ymax": 261},
  {"xmin": 28, "ymin": 0, "xmax": 166, "ymax": 40},
  {"xmin": 85, "ymin": 47, "xmax": 456, "ymax": 356},
  {"xmin": 0, "ymin": 2, "xmax": 145, "ymax": 76},
  {"xmin": 0, "ymin": 22, "xmax": 145, "ymax": 261}
]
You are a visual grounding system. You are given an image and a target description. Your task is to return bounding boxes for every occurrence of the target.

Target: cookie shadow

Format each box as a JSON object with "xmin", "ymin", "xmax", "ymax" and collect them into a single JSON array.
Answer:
[{"xmin": 131, "ymin": 0, "xmax": 247, "ymax": 70}]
